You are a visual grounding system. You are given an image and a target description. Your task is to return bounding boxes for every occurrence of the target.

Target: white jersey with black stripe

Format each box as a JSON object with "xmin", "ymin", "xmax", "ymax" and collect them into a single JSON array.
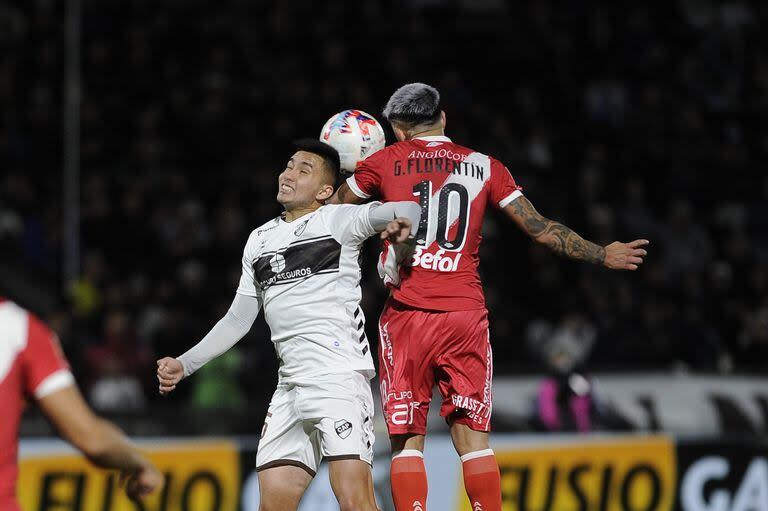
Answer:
[{"xmin": 236, "ymin": 203, "xmax": 379, "ymax": 383}]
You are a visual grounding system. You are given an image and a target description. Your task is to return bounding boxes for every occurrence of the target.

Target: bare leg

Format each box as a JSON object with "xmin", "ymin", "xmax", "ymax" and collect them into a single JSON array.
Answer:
[
  {"xmin": 449, "ymin": 422, "xmax": 489, "ymax": 456},
  {"xmin": 389, "ymin": 433, "xmax": 425, "ymax": 453},
  {"xmin": 450, "ymin": 422, "xmax": 501, "ymax": 511},
  {"xmin": 389, "ymin": 433, "xmax": 428, "ymax": 511},
  {"xmin": 257, "ymin": 464, "xmax": 312, "ymax": 511},
  {"xmin": 328, "ymin": 458, "xmax": 379, "ymax": 511}
]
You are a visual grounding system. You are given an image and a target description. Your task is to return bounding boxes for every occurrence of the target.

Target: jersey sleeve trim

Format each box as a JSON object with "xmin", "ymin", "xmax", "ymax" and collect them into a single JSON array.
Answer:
[
  {"xmin": 346, "ymin": 175, "xmax": 371, "ymax": 199},
  {"xmin": 359, "ymin": 202, "xmax": 378, "ymax": 238},
  {"xmin": 34, "ymin": 369, "xmax": 75, "ymax": 398},
  {"xmin": 499, "ymin": 189, "xmax": 523, "ymax": 209}
]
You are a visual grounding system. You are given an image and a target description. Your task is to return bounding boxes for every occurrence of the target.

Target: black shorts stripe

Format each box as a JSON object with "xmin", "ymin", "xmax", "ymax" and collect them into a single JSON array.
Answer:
[
  {"xmin": 256, "ymin": 459, "xmax": 316, "ymax": 477},
  {"xmin": 325, "ymin": 454, "xmax": 361, "ymax": 462}
]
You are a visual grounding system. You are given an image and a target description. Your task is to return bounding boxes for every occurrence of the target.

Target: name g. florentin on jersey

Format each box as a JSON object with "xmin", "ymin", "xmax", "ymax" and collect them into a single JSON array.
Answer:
[{"xmin": 393, "ymin": 149, "xmax": 485, "ymax": 180}]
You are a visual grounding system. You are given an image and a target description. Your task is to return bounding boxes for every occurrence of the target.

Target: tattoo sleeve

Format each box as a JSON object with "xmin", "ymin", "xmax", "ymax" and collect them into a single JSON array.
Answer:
[{"xmin": 507, "ymin": 197, "xmax": 606, "ymax": 265}]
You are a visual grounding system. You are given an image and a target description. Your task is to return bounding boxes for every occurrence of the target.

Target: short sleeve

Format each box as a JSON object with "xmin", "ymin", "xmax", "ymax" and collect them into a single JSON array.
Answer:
[
  {"xmin": 347, "ymin": 150, "xmax": 386, "ymax": 199},
  {"xmin": 21, "ymin": 314, "xmax": 74, "ymax": 399},
  {"xmin": 324, "ymin": 203, "xmax": 380, "ymax": 246},
  {"xmin": 236, "ymin": 231, "xmax": 261, "ymax": 297},
  {"xmin": 489, "ymin": 158, "xmax": 523, "ymax": 208}
]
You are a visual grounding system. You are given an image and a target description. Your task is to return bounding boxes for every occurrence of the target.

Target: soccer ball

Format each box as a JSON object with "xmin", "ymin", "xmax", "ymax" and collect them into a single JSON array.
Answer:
[{"xmin": 320, "ymin": 110, "xmax": 386, "ymax": 173}]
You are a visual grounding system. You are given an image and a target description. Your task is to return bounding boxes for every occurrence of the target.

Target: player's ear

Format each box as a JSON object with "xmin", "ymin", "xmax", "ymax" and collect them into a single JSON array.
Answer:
[
  {"xmin": 440, "ymin": 111, "xmax": 446, "ymax": 130},
  {"xmin": 316, "ymin": 183, "xmax": 334, "ymax": 202}
]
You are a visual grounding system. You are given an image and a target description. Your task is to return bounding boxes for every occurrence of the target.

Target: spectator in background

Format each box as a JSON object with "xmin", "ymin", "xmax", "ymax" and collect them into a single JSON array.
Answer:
[
  {"xmin": 527, "ymin": 312, "xmax": 633, "ymax": 433},
  {"xmin": 85, "ymin": 309, "xmax": 151, "ymax": 411}
]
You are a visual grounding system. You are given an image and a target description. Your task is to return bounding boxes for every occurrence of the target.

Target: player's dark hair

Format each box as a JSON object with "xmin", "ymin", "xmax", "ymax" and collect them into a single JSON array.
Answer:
[
  {"xmin": 383, "ymin": 83, "xmax": 442, "ymax": 128},
  {"xmin": 292, "ymin": 138, "xmax": 341, "ymax": 187}
]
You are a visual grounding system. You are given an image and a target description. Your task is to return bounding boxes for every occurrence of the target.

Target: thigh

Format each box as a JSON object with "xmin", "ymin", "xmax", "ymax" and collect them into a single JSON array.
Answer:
[
  {"xmin": 305, "ymin": 372, "xmax": 375, "ymax": 466},
  {"xmin": 378, "ymin": 303, "xmax": 438, "ymax": 435},
  {"xmin": 436, "ymin": 308, "xmax": 493, "ymax": 432},
  {"xmin": 327, "ymin": 458, "xmax": 377, "ymax": 510},
  {"xmin": 256, "ymin": 384, "xmax": 319, "ymax": 477},
  {"xmin": 257, "ymin": 465, "xmax": 312, "ymax": 511}
]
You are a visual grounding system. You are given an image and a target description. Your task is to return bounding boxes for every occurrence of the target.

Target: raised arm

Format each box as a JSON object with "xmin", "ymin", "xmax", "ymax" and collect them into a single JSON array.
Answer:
[
  {"xmin": 368, "ymin": 201, "xmax": 421, "ymax": 243},
  {"xmin": 156, "ymin": 292, "xmax": 261, "ymax": 394},
  {"xmin": 505, "ymin": 196, "xmax": 649, "ymax": 270}
]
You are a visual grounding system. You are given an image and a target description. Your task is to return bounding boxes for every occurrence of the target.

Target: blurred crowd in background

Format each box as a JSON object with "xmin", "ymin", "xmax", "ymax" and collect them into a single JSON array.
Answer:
[{"xmin": 1, "ymin": 0, "xmax": 767, "ymax": 417}]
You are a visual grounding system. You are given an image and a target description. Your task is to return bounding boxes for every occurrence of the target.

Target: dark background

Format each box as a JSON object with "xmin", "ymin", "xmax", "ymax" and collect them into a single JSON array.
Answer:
[{"xmin": 1, "ymin": 0, "xmax": 766, "ymax": 432}]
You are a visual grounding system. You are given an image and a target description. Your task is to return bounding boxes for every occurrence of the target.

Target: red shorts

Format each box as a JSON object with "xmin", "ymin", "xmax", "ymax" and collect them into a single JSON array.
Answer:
[{"xmin": 377, "ymin": 299, "xmax": 493, "ymax": 435}]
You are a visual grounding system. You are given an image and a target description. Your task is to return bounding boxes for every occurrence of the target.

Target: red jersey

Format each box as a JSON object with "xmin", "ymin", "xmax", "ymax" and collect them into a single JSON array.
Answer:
[
  {"xmin": 0, "ymin": 298, "xmax": 73, "ymax": 508},
  {"xmin": 347, "ymin": 136, "xmax": 522, "ymax": 311}
]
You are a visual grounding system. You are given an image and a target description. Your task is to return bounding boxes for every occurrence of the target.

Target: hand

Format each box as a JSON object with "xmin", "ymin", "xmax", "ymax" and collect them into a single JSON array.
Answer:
[
  {"xmin": 156, "ymin": 357, "xmax": 184, "ymax": 395},
  {"xmin": 603, "ymin": 239, "xmax": 649, "ymax": 270},
  {"xmin": 380, "ymin": 217, "xmax": 413, "ymax": 244},
  {"xmin": 121, "ymin": 462, "xmax": 164, "ymax": 500}
]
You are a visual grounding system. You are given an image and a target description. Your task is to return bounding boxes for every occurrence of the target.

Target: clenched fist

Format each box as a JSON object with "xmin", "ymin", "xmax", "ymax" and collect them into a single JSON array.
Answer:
[{"xmin": 156, "ymin": 357, "xmax": 184, "ymax": 395}]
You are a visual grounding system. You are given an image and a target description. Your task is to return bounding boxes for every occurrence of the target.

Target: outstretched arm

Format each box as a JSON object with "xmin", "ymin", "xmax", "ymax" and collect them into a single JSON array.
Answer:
[
  {"xmin": 38, "ymin": 386, "xmax": 164, "ymax": 498},
  {"xmin": 156, "ymin": 292, "xmax": 261, "ymax": 394},
  {"xmin": 368, "ymin": 201, "xmax": 421, "ymax": 243},
  {"xmin": 504, "ymin": 196, "xmax": 649, "ymax": 270}
]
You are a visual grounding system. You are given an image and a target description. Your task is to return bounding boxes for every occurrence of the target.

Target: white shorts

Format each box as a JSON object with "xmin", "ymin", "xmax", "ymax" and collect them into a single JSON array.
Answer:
[{"xmin": 255, "ymin": 371, "xmax": 375, "ymax": 476}]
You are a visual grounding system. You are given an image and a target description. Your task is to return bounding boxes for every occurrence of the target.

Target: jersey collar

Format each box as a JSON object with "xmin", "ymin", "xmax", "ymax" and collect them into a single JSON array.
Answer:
[
  {"xmin": 414, "ymin": 135, "xmax": 452, "ymax": 142},
  {"xmin": 279, "ymin": 208, "xmax": 319, "ymax": 224}
]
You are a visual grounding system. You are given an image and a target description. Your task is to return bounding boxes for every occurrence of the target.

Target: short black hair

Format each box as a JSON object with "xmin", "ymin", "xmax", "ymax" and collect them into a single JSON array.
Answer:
[
  {"xmin": 383, "ymin": 83, "xmax": 442, "ymax": 127},
  {"xmin": 292, "ymin": 139, "xmax": 341, "ymax": 187}
]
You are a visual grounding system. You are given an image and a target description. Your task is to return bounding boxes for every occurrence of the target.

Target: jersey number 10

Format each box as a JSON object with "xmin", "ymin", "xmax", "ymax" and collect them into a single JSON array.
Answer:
[{"xmin": 412, "ymin": 180, "xmax": 471, "ymax": 251}]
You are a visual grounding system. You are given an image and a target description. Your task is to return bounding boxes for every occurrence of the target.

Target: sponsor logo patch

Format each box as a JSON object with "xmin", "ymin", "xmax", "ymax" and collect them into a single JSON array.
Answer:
[{"xmin": 294, "ymin": 219, "xmax": 309, "ymax": 236}]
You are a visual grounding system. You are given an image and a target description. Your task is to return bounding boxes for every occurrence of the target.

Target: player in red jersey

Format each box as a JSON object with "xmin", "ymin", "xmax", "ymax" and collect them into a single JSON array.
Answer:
[
  {"xmin": 330, "ymin": 83, "xmax": 649, "ymax": 511},
  {"xmin": 0, "ymin": 297, "xmax": 163, "ymax": 510}
]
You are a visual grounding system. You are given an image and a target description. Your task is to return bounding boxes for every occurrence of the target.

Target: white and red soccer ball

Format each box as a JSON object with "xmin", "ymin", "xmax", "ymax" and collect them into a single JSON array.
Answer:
[{"xmin": 320, "ymin": 109, "xmax": 386, "ymax": 173}]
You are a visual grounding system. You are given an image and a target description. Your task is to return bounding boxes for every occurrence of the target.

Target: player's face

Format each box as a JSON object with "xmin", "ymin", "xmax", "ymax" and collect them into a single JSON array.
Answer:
[{"xmin": 277, "ymin": 151, "xmax": 333, "ymax": 209}]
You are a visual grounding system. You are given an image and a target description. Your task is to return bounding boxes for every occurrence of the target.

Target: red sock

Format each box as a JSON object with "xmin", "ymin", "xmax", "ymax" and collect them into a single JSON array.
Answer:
[
  {"xmin": 390, "ymin": 450, "xmax": 428, "ymax": 511},
  {"xmin": 461, "ymin": 449, "xmax": 501, "ymax": 511}
]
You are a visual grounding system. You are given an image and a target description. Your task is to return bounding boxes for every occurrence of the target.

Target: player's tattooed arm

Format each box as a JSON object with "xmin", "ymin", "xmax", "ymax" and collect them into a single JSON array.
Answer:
[
  {"xmin": 505, "ymin": 196, "xmax": 605, "ymax": 264},
  {"xmin": 328, "ymin": 181, "xmax": 367, "ymax": 205},
  {"xmin": 504, "ymin": 197, "xmax": 649, "ymax": 270}
]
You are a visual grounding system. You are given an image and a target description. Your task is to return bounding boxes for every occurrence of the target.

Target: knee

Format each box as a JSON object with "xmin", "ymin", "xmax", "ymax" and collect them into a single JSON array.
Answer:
[
  {"xmin": 259, "ymin": 494, "xmax": 301, "ymax": 511},
  {"xmin": 454, "ymin": 436, "xmax": 489, "ymax": 455},
  {"xmin": 337, "ymin": 494, "xmax": 373, "ymax": 511},
  {"xmin": 259, "ymin": 501, "xmax": 292, "ymax": 511},
  {"xmin": 450, "ymin": 423, "xmax": 489, "ymax": 457},
  {"xmin": 390, "ymin": 433, "xmax": 425, "ymax": 453}
]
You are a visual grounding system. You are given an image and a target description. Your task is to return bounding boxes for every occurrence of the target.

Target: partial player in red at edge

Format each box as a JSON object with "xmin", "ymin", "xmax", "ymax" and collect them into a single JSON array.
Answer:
[{"xmin": 0, "ymin": 297, "xmax": 163, "ymax": 510}]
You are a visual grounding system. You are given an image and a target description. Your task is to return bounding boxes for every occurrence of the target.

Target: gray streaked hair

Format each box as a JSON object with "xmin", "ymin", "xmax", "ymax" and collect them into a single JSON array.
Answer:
[{"xmin": 382, "ymin": 83, "xmax": 441, "ymax": 127}]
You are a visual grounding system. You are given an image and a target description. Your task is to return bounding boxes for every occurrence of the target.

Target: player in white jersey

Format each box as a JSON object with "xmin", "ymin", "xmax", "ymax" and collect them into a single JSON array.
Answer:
[{"xmin": 156, "ymin": 139, "xmax": 420, "ymax": 511}]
